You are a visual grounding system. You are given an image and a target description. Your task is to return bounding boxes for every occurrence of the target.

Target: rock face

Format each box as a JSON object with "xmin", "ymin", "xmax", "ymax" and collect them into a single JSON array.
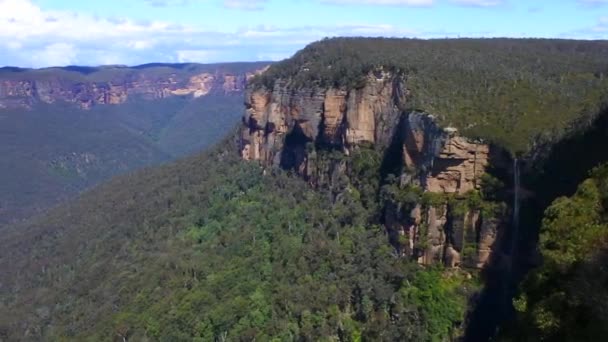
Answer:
[
  {"xmin": 403, "ymin": 114, "xmax": 489, "ymax": 194},
  {"xmin": 395, "ymin": 113, "xmax": 500, "ymax": 268},
  {"xmin": 0, "ymin": 64, "xmax": 269, "ymax": 110},
  {"xmin": 240, "ymin": 72, "xmax": 503, "ymax": 269},
  {"xmin": 241, "ymin": 71, "xmax": 405, "ymax": 168}
]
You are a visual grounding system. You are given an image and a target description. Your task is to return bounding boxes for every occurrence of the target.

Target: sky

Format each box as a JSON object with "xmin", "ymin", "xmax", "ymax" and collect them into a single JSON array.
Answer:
[{"xmin": 0, "ymin": 0, "xmax": 606, "ymax": 67}]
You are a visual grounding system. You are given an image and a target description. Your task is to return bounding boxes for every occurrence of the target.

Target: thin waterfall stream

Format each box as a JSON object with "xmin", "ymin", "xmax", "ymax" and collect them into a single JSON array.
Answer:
[
  {"xmin": 511, "ymin": 158, "xmax": 520, "ymax": 269},
  {"xmin": 501, "ymin": 158, "xmax": 521, "ymax": 325},
  {"xmin": 464, "ymin": 157, "xmax": 523, "ymax": 341}
]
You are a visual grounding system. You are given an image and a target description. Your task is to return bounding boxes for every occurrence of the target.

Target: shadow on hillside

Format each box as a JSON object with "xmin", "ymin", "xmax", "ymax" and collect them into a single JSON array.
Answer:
[{"xmin": 464, "ymin": 106, "xmax": 608, "ymax": 341}]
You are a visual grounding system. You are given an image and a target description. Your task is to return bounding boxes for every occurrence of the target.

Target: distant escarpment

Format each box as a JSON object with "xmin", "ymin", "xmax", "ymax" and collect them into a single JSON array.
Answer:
[
  {"xmin": 241, "ymin": 70, "xmax": 507, "ymax": 269},
  {"xmin": 0, "ymin": 62, "xmax": 270, "ymax": 226},
  {"xmin": 0, "ymin": 63, "xmax": 270, "ymax": 109}
]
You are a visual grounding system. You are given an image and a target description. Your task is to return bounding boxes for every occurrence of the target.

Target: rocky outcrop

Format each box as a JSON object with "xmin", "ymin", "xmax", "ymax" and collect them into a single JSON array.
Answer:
[
  {"xmin": 384, "ymin": 113, "xmax": 501, "ymax": 268},
  {"xmin": 240, "ymin": 71, "xmax": 504, "ymax": 269},
  {"xmin": 0, "ymin": 64, "xmax": 269, "ymax": 110},
  {"xmin": 241, "ymin": 70, "xmax": 405, "ymax": 168}
]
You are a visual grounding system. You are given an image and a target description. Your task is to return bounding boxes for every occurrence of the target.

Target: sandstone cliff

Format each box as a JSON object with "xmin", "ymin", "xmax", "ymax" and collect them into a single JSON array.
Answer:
[
  {"xmin": 241, "ymin": 71, "xmax": 505, "ymax": 269},
  {"xmin": 242, "ymin": 71, "xmax": 405, "ymax": 165},
  {"xmin": 0, "ymin": 64, "xmax": 269, "ymax": 109},
  {"xmin": 390, "ymin": 113, "xmax": 502, "ymax": 268}
]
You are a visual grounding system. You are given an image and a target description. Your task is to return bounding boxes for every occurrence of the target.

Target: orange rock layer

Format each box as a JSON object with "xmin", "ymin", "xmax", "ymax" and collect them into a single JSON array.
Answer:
[
  {"xmin": 241, "ymin": 71, "xmax": 502, "ymax": 269},
  {"xmin": 0, "ymin": 66, "xmax": 269, "ymax": 110}
]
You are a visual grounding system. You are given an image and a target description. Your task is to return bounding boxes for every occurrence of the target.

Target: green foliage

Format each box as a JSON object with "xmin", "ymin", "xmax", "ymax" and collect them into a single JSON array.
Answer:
[
  {"xmin": 421, "ymin": 192, "xmax": 448, "ymax": 208},
  {"xmin": 381, "ymin": 180, "xmax": 423, "ymax": 207},
  {"xmin": 253, "ymin": 37, "xmax": 608, "ymax": 153},
  {"xmin": 462, "ymin": 244, "xmax": 478, "ymax": 260},
  {"xmin": 405, "ymin": 269, "xmax": 473, "ymax": 341},
  {"xmin": 480, "ymin": 173, "xmax": 505, "ymax": 201},
  {"xmin": 348, "ymin": 147, "xmax": 382, "ymax": 212},
  {"xmin": 0, "ymin": 136, "xmax": 475, "ymax": 341},
  {"xmin": 0, "ymin": 87, "xmax": 249, "ymax": 225},
  {"xmin": 448, "ymin": 196, "xmax": 470, "ymax": 217},
  {"xmin": 506, "ymin": 164, "xmax": 608, "ymax": 341}
]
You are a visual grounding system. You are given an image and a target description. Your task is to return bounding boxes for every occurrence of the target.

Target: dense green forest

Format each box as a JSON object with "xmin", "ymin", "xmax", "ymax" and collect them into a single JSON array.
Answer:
[
  {"xmin": 253, "ymin": 38, "xmax": 608, "ymax": 153},
  {"xmin": 2, "ymin": 38, "xmax": 608, "ymax": 341},
  {"xmin": 502, "ymin": 164, "xmax": 608, "ymax": 341},
  {"xmin": 0, "ymin": 94, "xmax": 243, "ymax": 225},
  {"xmin": 0, "ymin": 134, "xmax": 476, "ymax": 341}
]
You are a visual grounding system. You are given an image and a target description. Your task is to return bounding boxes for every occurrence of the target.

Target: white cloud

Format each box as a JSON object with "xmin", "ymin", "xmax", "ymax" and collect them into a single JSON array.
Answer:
[
  {"xmin": 176, "ymin": 50, "xmax": 217, "ymax": 62},
  {"xmin": 578, "ymin": 0, "xmax": 608, "ymax": 6},
  {"xmin": 450, "ymin": 0, "xmax": 504, "ymax": 7},
  {"xmin": 0, "ymin": 0, "xmax": 185, "ymax": 42},
  {"xmin": 567, "ymin": 16, "xmax": 608, "ymax": 39},
  {"xmin": 143, "ymin": 0, "xmax": 268, "ymax": 10},
  {"xmin": 322, "ymin": 0, "xmax": 506, "ymax": 7},
  {"xmin": 592, "ymin": 16, "xmax": 608, "ymax": 32},
  {"xmin": 322, "ymin": 0, "xmax": 434, "ymax": 5},
  {"xmin": 0, "ymin": 0, "xmax": 40, "ymax": 22},
  {"xmin": 33, "ymin": 43, "xmax": 77, "ymax": 66},
  {"xmin": 224, "ymin": 0, "xmax": 268, "ymax": 10},
  {"xmin": 0, "ymin": 0, "xmax": 500, "ymax": 68},
  {"xmin": 0, "ymin": 0, "xmax": 430, "ymax": 67},
  {"xmin": 144, "ymin": 0, "xmax": 189, "ymax": 6},
  {"xmin": 129, "ymin": 40, "xmax": 156, "ymax": 50},
  {"xmin": 6, "ymin": 41, "xmax": 22, "ymax": 50}
]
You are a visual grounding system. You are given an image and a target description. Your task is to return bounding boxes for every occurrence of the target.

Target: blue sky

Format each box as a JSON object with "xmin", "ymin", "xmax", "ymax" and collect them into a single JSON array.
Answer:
[{"xmin": 0, "ymin": 0, "xmax": 606, "ymax": 67}]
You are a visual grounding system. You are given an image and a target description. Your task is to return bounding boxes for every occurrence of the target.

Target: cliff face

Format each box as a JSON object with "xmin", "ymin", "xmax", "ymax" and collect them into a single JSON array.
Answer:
[
  {"xmin": 391, "ymin": 114, "xmax": 501, "ymax": 268},
  {"xmin": 0, "ymin": 66, "xmax": 268, "ymax": 110},
  {"xmin": 241, "ymin": 72, "xmax": 504, "ymax": 269},
  {"xmin": 242, "ymin": 71, "xmax": 405, "ymax": 166}
]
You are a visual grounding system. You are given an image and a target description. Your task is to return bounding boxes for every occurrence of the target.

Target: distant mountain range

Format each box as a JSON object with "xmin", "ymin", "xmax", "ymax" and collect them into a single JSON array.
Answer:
[
  {"xmin": 0, "ymin": 62, "xmax": 269, "ymax": 225},
  {"xmin": 0, "ymin": 62, "xmax": 269, "ymax": 109}
]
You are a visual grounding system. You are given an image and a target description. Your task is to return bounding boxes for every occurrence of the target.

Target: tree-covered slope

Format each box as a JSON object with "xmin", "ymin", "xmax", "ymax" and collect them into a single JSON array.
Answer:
[
  {"xmin": 0, "ymin": 61, "xmax": 268, "ymax": 226},
  {"xmin": 502, "ymin": 164, "xmax": 608, "ymax": 341},
  {"xmin": 0, "ymin": 93, "xmax": 245, "ymax": 226},
  {"xmin": 253, "ymin": 37, "xmax": 608, "ymax": 153},
  {"xmin": 0, "ymin": 134, "xmax": 476, "ymax": 341},
  {"xmin": 4, "ymin": 38, "xmax": 608, "ymax": 342}
]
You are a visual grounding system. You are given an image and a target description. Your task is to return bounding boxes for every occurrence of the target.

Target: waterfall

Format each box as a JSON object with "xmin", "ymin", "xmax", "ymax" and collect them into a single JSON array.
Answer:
[
  {"xmin": 511, "ymin": 158, "xmax": 520, "ymax": 265},
  {"xmin": 463, "ymin": 157, "xmax": 526, "ymax": 341}
]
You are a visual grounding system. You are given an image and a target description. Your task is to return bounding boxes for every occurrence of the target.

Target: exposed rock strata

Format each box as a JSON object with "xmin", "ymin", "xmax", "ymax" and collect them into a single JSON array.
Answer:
[
  {"xmin": 0, "ymin": 66, "xmax": 269, "ymax": 109},
  {"xmin": 241, "ymin": 71, "xmax": 405, "ymax": 166},
  {"xmin": 397, "ymin": 113, "xmax": 500, "ymax": 268},
  {"xmin": 241, "ymin": 72, "xmax": 503, "ymax": 269}
]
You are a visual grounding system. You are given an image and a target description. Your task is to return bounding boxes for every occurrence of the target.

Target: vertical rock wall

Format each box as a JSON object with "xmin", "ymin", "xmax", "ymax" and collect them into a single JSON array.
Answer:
[{"xmin": 240, "ymin": 72, "xmax": 503, "ymax": 269}]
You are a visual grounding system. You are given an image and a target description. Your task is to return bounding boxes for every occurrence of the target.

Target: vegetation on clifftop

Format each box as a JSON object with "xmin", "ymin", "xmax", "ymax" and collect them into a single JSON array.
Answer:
[{"xmin": 253, "ymin": 37, "xmax": 608, "ymax": 153}]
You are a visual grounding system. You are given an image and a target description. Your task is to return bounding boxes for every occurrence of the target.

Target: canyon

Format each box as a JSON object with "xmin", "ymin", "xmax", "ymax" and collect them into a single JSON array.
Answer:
[
  {"xmin": 238, "ymin": 39, "xmax": 608, "ymax": 340},
  {"xmin": 240, "ymin": 70, "xmax": 507, "ymax": 270},
  {"xmin": 1, "ymin": 37, "xmax": 607, "ymax": 342},
  {"xmin": 0, "ymin": 62, "xmax": 269, "ymax": 226}
]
